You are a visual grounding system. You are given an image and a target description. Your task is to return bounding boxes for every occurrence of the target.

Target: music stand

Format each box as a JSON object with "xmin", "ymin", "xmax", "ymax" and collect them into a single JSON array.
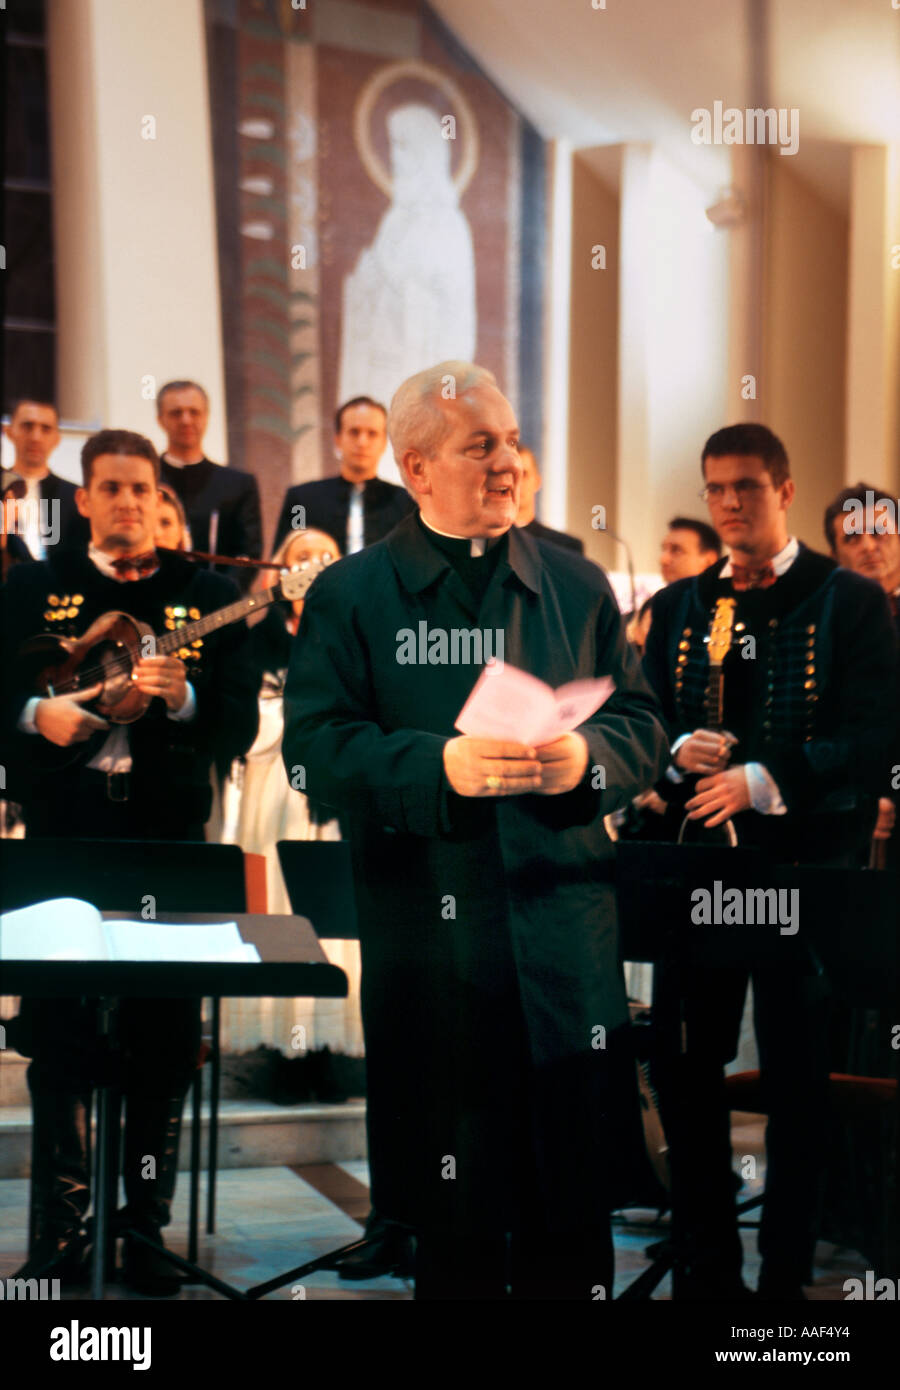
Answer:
[
  {"xmin": 614, "ymin": 842, "xmax": 899, "ymax": 1299},
  {"xmin": 2, "ymin": 910, "xmax": 348, "ymax": 1300}
]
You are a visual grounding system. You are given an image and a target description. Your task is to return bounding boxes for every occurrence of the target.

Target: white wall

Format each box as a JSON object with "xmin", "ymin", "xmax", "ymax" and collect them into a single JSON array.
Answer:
[
  {"xmin": 617, "ymin": 147, "xmax": 730, "ymax": 571},
  {"xmin": 46, "ymin": 0, "xmax": 227, "ymax": 460}
]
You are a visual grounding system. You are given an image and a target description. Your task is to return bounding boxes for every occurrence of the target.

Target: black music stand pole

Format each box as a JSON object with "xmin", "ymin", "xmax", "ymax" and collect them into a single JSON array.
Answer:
[{"xmin": 90, "ymin": 996, "xmax": 119, "ymax": 1301}]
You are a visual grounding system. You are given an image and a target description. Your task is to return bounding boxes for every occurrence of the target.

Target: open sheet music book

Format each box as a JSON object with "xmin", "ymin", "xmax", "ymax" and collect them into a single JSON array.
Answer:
[{"xmin": 0, "ymin": 898, "xmax": 261, "ymax": 963}]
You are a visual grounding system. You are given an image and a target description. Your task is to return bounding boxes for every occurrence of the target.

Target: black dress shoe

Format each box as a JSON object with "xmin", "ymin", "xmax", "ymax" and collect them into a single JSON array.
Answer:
[
  {"xmin": 14, "ymin": 1229, "xmax": 92, "ymax": 1286},
  {"xmin": 336, "ymin": 1216, "xmax": 415, "ymax": 1281},
  {"xmin": 121, "ymin": 1232, "xmax": 185, "ymax": 1298}
]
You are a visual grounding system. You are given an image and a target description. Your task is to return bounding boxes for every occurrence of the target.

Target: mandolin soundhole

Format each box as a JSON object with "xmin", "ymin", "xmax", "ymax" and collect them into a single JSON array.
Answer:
[{"xmin": 96, "ymin": 641, "xmax": 134, "ymax": 704}]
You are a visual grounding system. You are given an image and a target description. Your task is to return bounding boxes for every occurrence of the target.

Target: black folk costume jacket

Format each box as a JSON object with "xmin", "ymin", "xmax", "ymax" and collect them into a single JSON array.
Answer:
[
  {"xmin": 283, "ymin": 512, "xmax": 669, "ymax": 1232},
  {"xmin": 643, "ymin": 545, "xmax": 898, "ymax": 862},
  {"xmin": 2, "ymin": 548, "xmax": 259, "ymax": 834}
]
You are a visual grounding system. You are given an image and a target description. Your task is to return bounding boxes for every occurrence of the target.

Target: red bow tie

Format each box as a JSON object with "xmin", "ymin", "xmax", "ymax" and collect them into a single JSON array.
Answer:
[
  {"xmin": 110, "ymin": 551, "xmax": 158, "ymax": 579},
  {"xmin": 730, "ymin": 560, "xmax": 777, "ymax": 591}
]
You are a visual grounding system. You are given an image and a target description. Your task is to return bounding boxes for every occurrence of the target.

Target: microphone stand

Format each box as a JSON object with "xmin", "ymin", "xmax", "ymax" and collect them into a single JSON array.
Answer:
[{"xmin": 603, "ymin": 527, "xmax": 637, "ymax": 615}]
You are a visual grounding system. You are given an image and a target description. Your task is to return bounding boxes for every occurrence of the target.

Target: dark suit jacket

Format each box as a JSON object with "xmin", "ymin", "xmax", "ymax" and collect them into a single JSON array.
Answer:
[
  {"xmin": 523, "ymin": 518, "xmax": 584, "ymax": 554},
  {"xmin": 160, "ymin": 456, "xmax": 262, "ymax": 593},
  {"xmin": 1, "ymin": 468, "xmax": 90, "ymax": 555},
  {"xmin": 282, "ymin": 512, "xmax": 669, "ymax": 1230},
  {"xmin": 273, "ymin": 474, "xmax": 415, "ymax": 555}
]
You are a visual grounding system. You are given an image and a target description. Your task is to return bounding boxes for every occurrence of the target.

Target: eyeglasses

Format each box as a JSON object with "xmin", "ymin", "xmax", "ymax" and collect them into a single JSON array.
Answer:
[{"xmin": 699, "ymin": 480, "xmax": 773, "ymax": 504}]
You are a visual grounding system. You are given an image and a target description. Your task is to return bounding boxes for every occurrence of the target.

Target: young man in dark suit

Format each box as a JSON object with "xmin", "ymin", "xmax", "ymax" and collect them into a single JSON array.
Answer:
[
  {"xmin": 643, "ymin": 425, "xmax": 897, "ymax": 1300},
  {"xmin": 514, "ymin": 445, "xmax": 584, "ymax": 554},
  {"xmin": 824, "ymin": 481, "xmax": 900, "ymax": 864},
  {"xmin": 275, "ymin": 394, "xmax": 416, "ymax": 1283},
  {"xmin": 2, "ymin": 398, "xmax": 89, "ymax": 556},
  {"xmin": 283, "ymin": 361, "xmax": 669, "ymax": 1299},
  {"xmin": 3, "ymin": 429, "xmax": 258, "ymax": 1295},
  {"xmin": 157, "ymin": 379, "xmax": 262, "ymax": 593},
  {"xmin": 273, "ymin": 396, "xmax": 414, "ymax": 556}
]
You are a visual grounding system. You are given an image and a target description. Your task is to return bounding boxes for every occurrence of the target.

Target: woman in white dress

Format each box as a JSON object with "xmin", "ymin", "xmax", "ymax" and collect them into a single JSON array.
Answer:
[{"xmin": 222, "ymin": 527, "xmax": 363, "ymax": 1056}]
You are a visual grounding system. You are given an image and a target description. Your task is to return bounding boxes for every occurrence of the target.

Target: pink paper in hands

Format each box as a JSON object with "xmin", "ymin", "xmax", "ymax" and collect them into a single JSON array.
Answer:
[{"xmin": 455, "ymin": 663, "xmax": 615, "ymax": 746}]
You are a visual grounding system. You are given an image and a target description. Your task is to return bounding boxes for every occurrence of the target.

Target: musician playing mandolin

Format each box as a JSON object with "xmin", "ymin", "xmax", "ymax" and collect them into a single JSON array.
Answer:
[
  {"xmin": 643, "ymin": 424, "xmax": 897, "ymax": 1302},
  {"xmin": 1, "ymin": 429, "xmax": 258, "ymax": 1296}
]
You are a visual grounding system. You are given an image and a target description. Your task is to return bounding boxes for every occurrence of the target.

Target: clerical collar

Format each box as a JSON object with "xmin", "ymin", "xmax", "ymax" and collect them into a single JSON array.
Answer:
[
  {"xmin": 419, "ymin": 512, "xmax": 496, "ymax": 558},
  {"xmin": 89, "ymin": 543, "xmax": 159, "ymax": 582},
  {"xmin": 720, "ymin": 535, "xmax": 798, "ymax": 580},
  {"xmin": 10, "ymin": 465, "xmax": 49, "ymax": 484}
]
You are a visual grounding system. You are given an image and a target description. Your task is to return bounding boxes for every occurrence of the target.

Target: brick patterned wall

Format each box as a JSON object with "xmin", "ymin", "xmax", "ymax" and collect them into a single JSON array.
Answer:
[{"xmin": 206, "ymin": 0, "xmax": 546, "ymax": 550}]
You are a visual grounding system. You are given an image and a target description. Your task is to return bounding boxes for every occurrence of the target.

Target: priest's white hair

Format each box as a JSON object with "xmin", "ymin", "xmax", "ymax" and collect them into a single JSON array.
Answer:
[{"xmin": 388, "ymin": 361, "xmax": 497, "ymax": 478}]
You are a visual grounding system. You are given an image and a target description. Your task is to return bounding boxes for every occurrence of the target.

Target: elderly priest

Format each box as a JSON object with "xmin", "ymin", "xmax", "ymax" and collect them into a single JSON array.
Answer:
[{"xmin": 283, "ymin": 362, "xmax": 669, "ymax": 1299}]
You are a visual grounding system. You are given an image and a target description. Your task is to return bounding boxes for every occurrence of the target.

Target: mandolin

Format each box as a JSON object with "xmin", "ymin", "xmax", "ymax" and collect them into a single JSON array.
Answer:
[
  {"xmin": 17, "ymin": 558, "xmax": 328, "ymax": 726},
  {"xmin": 677, "ymin": 595, "xmax": 739, "ymax": 848}
]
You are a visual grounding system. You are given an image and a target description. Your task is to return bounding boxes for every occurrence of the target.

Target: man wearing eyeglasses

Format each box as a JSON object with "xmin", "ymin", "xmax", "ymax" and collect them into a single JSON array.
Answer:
[
  {"xmin": 643, "ymin": 424, "xmax": 896, "ymax": 1301},
  {"xmin": 823, "ymin": 481, "xmax": 900, "ymax": 867}
]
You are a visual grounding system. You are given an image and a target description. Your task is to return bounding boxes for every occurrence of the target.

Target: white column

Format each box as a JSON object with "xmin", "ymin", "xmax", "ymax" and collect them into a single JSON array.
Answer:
[
  {"xmin": 616, "ymin": 147, "xmax": 729, "ymax": 572},
  {"xmin": 46, "ymin": 0, "xmax": 227, "ymax": 458},
  {"xmin": 541, "ymin": 139, "xmax": 573, "ymax": 530},
  {"xmin": 845, "ymin": 144, "xmax": 900, "ymax": 490},
  {"xmin": 725, "ymin": 143, "xmax": 767, "ymax": 423},
  {"xmin": 615, "ymin": 145, "xmax": 652, "ymax": 564}
]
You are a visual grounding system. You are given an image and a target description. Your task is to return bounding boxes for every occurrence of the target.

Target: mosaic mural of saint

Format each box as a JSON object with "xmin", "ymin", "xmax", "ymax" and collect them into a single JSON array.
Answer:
[{"xmin": 338, "ymin": 103, "xmax": 477, "ymax": 483}]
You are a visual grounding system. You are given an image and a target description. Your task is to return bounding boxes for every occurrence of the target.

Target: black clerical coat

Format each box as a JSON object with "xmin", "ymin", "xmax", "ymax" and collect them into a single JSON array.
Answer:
[
  {"xmin": 160, "ymin": 456, "xmax": 262, "ymax": 593},
  {"xmin": 283, "ymin": 514, "xmax": 669, "ymax": 1232}
]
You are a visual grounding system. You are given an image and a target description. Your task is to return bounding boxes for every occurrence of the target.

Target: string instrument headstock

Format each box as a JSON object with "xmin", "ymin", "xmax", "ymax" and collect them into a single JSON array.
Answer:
[
  {"xmin": 705, "ymin": 597, "xmax": 737, "ymax": 667},
  {"xmin": 278, "ymin": 555, "xmax": 331, "ymax": 603}
]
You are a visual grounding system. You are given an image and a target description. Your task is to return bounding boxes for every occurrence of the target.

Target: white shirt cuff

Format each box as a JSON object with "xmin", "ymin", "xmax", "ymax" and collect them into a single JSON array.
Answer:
[
  {"xmin": 745, "ymin": 761, "xmax": 787, "ymax": 815},
  {"xmin": 665, "ymin": 732, "xmax": 691, "ymax": 783},
  {"xmin": 18, "ymin": 697, "xmax": 43, "ymax": 734},
  {"xmin": 20, "ymin": 685, "xmax": 195, "ymax": 731},
  {"xmin": 167, "ymin": 682, "xmax": 196, "ymax": 722}
]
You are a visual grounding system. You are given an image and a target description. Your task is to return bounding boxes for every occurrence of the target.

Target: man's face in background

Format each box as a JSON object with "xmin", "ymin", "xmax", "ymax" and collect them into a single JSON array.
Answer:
[
  {"xmin": 515, "ymin": 447, "xmax": 541, "ymax": 526},
  {"xmin": 157, "ymin": 387, "xmax": 209, "ymax": 457},
  {"xmin": 5, "ymin": 402, "xmax": 60, "ymax": 475},
  {"xmin": 336, "ymin": 404, "xmax": 387, "ymax": 483},
  {"xmin": 660, "ymin": 527, "xmax": 718, "ymax": 584},
  {"xmin": 832, "ymin": 506, "xmax": 900, "ymax": 595}
]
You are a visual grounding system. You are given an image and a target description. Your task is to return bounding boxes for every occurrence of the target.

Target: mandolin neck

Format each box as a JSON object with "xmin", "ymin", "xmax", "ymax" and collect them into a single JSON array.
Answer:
[{"xmin": 155, "ymin": 584, "xmax": 281, "ymax": 655}]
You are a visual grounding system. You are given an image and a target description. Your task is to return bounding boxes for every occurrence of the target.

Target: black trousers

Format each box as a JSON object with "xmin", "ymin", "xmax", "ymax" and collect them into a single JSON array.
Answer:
[
  {"xmin": 20, "ymin": 767, "xmax": 206, "ymax": 842},
  {"xmin": 15, "ymin": 779, "xmax": 205, "ymax": 1232},
  {"xmin": 652, "ymin": 960, "xmax": 831, "ymax": 1285},
  {"xmin": 412, "ymin": 993, "xmax": 623, "ymax": 1301},
  {"xmin": 17, "ymin": 996, "xmax": 200, "ymax": 1096}
]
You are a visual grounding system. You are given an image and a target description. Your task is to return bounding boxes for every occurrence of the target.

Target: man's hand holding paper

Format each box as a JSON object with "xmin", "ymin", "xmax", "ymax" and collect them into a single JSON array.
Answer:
[{"xmin": 445, "ymin": 664, "xmax": 613, "ymax": 798}]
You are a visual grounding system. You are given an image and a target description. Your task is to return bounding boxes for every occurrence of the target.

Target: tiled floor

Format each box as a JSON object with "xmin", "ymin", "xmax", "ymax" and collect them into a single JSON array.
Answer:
[{"xmin": 0, "ymin": 1121, "xmax": 871, "ymax": 1301}]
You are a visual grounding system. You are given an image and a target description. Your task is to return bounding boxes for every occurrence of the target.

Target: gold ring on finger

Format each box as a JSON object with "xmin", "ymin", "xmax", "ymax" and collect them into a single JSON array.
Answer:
[{"xmin": 486, "ymin": 775, "xmax": 502, "ymax": 791}]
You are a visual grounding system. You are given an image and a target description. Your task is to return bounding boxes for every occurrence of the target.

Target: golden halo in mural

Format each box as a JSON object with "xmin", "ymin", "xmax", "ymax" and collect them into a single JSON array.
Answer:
[{"xmin": 353, "ymin": 59, "xmax": 479, "ymax": 198}]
